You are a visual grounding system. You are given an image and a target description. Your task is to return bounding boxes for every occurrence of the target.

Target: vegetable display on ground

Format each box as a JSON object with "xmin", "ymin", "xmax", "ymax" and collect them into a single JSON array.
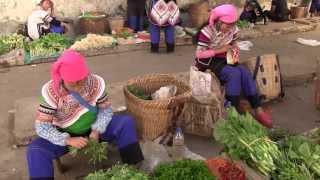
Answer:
[
  {"xmin": 85, "ymin": 164, "xmax": 149, "ymax": 180},
  {"xmin": 153, "ymin": 159, "xmax": 216, "ymax": 180}
]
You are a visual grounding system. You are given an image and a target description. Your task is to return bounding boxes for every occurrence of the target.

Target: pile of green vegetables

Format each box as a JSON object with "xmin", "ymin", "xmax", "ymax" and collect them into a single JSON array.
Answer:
[
  {"xmin": 128, "ymin": 85, "xmax": 152, "ymax": 100},
  {"xmin": 153, "ymin": 159, "xmax": 216, "ymax": 180},
  {"xmin": 214, "ymin": 107, "xmax": 320, "ymax": 179},
  {"xmin": 69, "ymin": 140, "xmax": 108, "ymax": 165},
  {"xmin": 214, "ymin": 107, "xmax": 281, "ymax": 176},
  {"xmin": 79, "ymin": 12, "xmax": 105, "ymax": 19},
  {"xmin": 29, "ymin": 33, "xmax": 73, "ymax": 58},
  {"xmin": 85, "ymin": 164, "xmax": 149, "ymax": 180},
  {"xmin": 236, "ymin": 20, "xmax": 250, "ymax": 29},
  {"xmin": 280, "ymin": 136, "xmax": 320, "ymax": 179},
  {"xmin": 0, "ymin": 33, "xmax": 25, "ymax": 56}
]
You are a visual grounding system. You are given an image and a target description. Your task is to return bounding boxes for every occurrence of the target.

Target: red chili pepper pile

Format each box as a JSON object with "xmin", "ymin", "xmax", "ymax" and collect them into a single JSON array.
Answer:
[{"xmin": 205, "ymin": 158, "xmax": 246, "ymax": 180}]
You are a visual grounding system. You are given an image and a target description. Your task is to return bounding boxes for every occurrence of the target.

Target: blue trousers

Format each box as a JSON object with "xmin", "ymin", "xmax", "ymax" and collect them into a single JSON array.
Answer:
[
  {"xmin": 149, "ymin": 23, "xmax": 175, "ymax": 44},
  {"xmin": 128, "ymin": 16, "xmax": 144, "ymax": 32},
  {"xmin": 26, "ymin": 115, "xmax": 143, "ymax": 179},
  {"xmin": 220, "ymin": 65, "xmax": 260, "ymax": 109}
]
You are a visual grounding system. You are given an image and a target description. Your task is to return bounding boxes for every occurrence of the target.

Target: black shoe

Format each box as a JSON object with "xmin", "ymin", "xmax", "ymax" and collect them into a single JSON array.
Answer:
[
  {"xmin": 166, "ymin": 43, "xmax": 175, "ymax": 53},
  {"xmin": 150, "ymin": 43, "xmax": 159, "ymax": 53}
]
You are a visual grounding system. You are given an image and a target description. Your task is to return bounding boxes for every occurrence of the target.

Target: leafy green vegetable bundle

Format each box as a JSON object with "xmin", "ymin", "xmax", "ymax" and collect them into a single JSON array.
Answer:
[
  {"xmin": 85, "ymin": 164, "xmax": 149, "ymax": 180},
  {"xmin": 236, "ymin": 20, "xmax": 250, "ymax": 29},
  {"xmin": 282, "ymin": 136, "xmax": 320, "ymax": 178},
  {"xmin": 69, "ymin": 140, "xmax": 108, "ymax": 165},
  {"xmin": 214, "ymin": 107, "xmax": 281, "ymax": 176},
  {"xmin": 29, "ymin": 33, "xmax": 73, "ymax": 58},
  {"xmin": 128, "ymin": 85, "xmax": 152, "ymax": 100},
  {"xmin": 272, "ymin": 149, "xmax": 314, "ymax": 180},
  {"xmin": 0, "ymin": 33, "xmax": 25, "ymax": 55},
  {"xmin": 153, "ymin": 159, "xmax": 216, "ymax": 180}
]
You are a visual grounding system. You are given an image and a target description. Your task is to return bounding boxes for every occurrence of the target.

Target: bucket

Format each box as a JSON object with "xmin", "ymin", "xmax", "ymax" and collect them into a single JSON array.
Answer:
[
  {"xmin": 290, "ymin": 6, "xmax": 306, "ymax": 19},
  {"xmin": 189, "ymin": 0, "xmax": 210, "ymax": 28}
]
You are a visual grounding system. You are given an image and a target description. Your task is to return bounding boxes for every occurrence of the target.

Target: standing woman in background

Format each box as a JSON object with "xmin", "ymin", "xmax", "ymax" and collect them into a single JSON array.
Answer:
[
  {"xmin": 127, "ymin": 0, "xmax": 146, "ymax": 32},
  {"xmin": 148, "ymin": 0, "xmax": 180, "ymax": 53}
]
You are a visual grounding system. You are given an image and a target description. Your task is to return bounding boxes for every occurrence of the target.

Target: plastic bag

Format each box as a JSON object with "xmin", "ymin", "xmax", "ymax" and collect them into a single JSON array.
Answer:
[
  {"xmin": 152, "ymin": 85, "xmax": 177, "ymax": 100},
  {"xmin": 237, "ymin": 41, "xmax": 254, "ymax": 51},
  {"xmin": 139, "ymin": 141, "xmax": 172, "ymax": 173},
  {"xmin": 189, "ymin": 66, "xmax": 212, "ymax": 96}
]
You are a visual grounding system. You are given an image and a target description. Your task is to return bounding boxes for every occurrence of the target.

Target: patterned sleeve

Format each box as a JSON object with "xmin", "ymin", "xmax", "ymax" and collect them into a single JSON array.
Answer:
[
  {"xmin": 195, "ymin": 26, "xmax": 216, "ymax": 59},
  {"xmin": 38, "ymin": 10, "xmax": 53, "ymax": 24},
  {"xmin": 35, "ymin": 82, "xmax": 70, "ymax": 146},
  {"xmin": 91, "ymin": 76, "xmax": 113, "ymax": 133},
  {"xmin": 95, "ymin": 76, "xmax": 112, "ymax": 109}
]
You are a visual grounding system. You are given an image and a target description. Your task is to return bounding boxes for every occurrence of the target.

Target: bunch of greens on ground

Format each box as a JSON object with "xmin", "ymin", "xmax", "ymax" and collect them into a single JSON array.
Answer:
[
  {"xmin": 268, "ymin": 128, "xmax": 293, "ymax": 142},
  {"xmin": 153, "ymin": 159, "xmax": 216, "ymax": 180},
  {"xmin": 0, "ymin": 33, "xmax": 25, "ymax": 55},
  {"xmin": 113, "ymin": 30, "xmax": 134, "ymax": 39},
  {"xmin": 281, "ymin": 136, "xmax": 320, "ymax": 178},
  {"xmin": 214, "ymin": 107, "xmax": 281, "ymax": 176},
  {"xmin": 79, "ymin": 11, "xmax": 105, "ymax": 19},
  {"xmin": 69, "ymin": 140, "xmax": 108, "ymax": 165},
  {"xmin": 128, "ymin": 85, "xmax": 152, "ymax": 100},
  {"xmin": 85, "ymin": 164, "xmax": 149, "ymax": 180},
  {"xmin": 236, "ymin": 20, "xmax": 250, "ymax": 29},
  {"xmin": 29, "ymin": 33, "xmax": 73, "ymax": 58},
  {"xmin": 272, "ymin": 149, "xmax": 314, "ymax": 180}
]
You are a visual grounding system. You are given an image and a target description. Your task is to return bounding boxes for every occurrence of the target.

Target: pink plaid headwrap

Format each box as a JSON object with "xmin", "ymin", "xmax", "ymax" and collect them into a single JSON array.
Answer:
[
  {"xmin": 209, "ymin": 4, "xmax": 238, "ymax": 26},
  {"xmin": 51, "ymin": 49, "xmax": 89, "ymax": 94}
]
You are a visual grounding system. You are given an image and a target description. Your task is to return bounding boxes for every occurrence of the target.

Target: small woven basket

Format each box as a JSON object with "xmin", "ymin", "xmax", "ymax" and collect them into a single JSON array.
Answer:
[
  {"xmin": 189, "ymin": 0, "xmax": 210, "ymax": 28},
  {"xmin": 123, "ymin": 74, "xmax": 192, "ymax": 140},
  {"xmin": 243, "ymin": 54, "xmax": 282, "ymax": 102}
]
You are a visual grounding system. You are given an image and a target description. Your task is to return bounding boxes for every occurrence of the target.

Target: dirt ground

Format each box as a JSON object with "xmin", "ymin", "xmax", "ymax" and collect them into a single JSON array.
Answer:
[{"xmin": 0, "ymin": 29, "xmax": 319, "ymax": 179}]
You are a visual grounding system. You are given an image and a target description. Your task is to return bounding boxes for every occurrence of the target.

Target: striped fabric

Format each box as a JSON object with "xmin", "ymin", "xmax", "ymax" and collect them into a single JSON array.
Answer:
[
  {"xmin": 195, "ymin": 24, "xmax": 239, "ymax": 66},
  {"xmin": 36, "ymin": 74, "xmax": 110, "ymax": 129}
]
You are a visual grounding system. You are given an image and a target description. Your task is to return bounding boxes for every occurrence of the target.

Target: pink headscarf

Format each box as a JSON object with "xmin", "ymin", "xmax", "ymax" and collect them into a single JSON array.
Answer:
[
  {"xmin": 209, "ymin": 4, "xmax": 238, "ymax": 26},
  {"xmin": 51, "ymin": 49, "xmax": 89, "ymax": 94}
]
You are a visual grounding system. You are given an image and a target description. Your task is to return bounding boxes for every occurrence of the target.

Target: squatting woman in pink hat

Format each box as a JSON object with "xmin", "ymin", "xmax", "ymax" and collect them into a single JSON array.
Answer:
[
  {"xmin": 26, "ymin": 50, "xmax": 144, "ymax": 179},
  {"xmin": 194, "ymin": 4, "xmax": 273, "ymax": 128}
]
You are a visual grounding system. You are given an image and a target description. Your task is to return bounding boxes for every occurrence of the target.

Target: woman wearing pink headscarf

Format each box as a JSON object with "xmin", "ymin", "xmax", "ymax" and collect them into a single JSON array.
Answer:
[
  {"xmin": 194, "ymin": 4, "xmax": 272, "ymax": 128},
  {"xmin": 26, "ymin": 50, "xmax": 143, "ymax": 179}
]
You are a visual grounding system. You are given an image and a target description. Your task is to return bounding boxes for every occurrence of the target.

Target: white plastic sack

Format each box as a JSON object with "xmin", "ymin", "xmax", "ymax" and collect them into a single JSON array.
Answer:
[
  {"xmin": 139, "ymin": 141, "xmax": 172, "ymax": 173},
  {"xmin": 152, "ymin": 85, "xmax": 177, "ymax": 100},
  {"xmin": 237, "ymin": 41, "xmax": 254, "ymax": 51},
  {"xmin": 190, "ymin": 66, "xmax": 212, "ymax": 96},
  {"xmin": 296, "ymin": 38, "xmax": 320, "ymax": 47}
]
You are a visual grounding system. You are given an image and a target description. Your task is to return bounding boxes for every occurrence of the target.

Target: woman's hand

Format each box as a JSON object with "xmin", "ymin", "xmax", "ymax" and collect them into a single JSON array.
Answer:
[
  {"xmin": 215, "ymin": 44, "xmax": 232, "ymax": 54},
  {"xmin": 65, "ymin": 137, "xmax": 88, "ymax": 149},
  {"xmin": 89, "ymin": 130, "xmax": 100, "ymax": 141}
]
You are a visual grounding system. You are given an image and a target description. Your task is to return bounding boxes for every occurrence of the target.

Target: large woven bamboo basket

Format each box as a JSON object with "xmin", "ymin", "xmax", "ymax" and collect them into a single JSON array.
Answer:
[
  {"xmin": 189, "ymin": 0, "xmax": 210, "ymax": 28},
  {"xmin": 123, "ymin": 74, "xmax": 192, "ymax": 140},
  {"xmin": 79, "ymin": 15, "xmax": 107, "ymax": 34},
  {"xmin": 108, "ymin": 16, "xmax": 125, "ymax": 32},
  {"xmin": 290, "ymin": 6, "xmax": 306, "ymax": 19},
  {"xmin": 243, "ymin": 54, "xmax": 283, "ymax": 102}
]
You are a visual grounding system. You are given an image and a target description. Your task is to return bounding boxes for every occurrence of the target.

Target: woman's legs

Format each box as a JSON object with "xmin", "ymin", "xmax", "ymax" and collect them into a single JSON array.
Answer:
[
  {"xmin": 219, "ymin": 65, "xmax": 242, "ymax": 109},
  {"xmin": 164, "ymin": 25, "xmax": 175, "ymax": 53},
  {"xmin": 100, "ymin": 114, "xmax": 144, "ymax": 165},
  {"xmin": 238, "ymin": 65, "xmax": 272, "ymax": 128},
  {"xmin": 149, "ymin": 23, "xmax": 160, "ymax": 53},
  {"xmin": 27, "ymin": 138, "xmax": 68, "ymax": 179}
]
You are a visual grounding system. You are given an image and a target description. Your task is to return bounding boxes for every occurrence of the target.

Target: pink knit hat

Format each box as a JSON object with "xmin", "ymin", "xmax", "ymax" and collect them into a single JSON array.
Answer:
[
  {"xmin": 209, "ymin": 4, "xmax": 238, "ymax": 26},
  {"xmin": 51, "ymin": 49, "xmax": 89, "ymax": 94}
]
